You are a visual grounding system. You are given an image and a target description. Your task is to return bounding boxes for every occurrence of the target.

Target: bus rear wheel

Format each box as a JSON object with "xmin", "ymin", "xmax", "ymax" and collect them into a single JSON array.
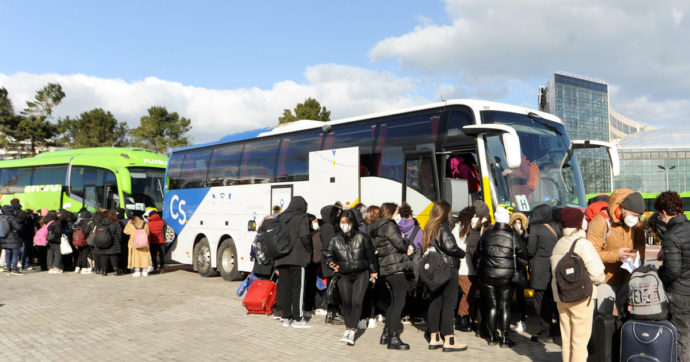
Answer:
[
  {"xmin": 217, "ymin": 239, "xmax": 242, "ymax": 281},
  {"xmin": 193, "ymin": 238, "xmax": 218, "ymax": 277}
]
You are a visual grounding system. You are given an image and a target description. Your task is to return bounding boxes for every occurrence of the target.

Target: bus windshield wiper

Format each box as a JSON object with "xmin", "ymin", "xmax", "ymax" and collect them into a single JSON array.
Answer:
[{"xmin": 527, "ymin": 112, "xmax": 562, "ymax": 136}]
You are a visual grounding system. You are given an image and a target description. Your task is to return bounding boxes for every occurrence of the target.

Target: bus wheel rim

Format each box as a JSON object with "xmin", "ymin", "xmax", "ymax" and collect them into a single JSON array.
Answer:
[
  {"xmin": 222, "ymin": 247, "xmax": 234, "ymax": 271},
  {"xmin": 198, "ymin": 244, "xmax": 211, "ymax": 269}
]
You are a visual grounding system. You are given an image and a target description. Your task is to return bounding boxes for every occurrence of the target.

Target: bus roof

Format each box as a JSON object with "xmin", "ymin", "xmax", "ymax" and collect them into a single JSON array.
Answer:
[
  {"xmin": 0, "ymin": 147, "xmax": 168, "ymax": 170},
  {"xmin": 171, "ymin": 99, "xmax": 563, "ymax": 153}
]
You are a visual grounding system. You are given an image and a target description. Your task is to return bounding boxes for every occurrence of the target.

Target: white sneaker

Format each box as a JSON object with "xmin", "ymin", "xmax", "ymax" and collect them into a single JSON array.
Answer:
[
  {"xmin": 141, "ymin": 271, "xmax": 148, "ymax": 277},
  {"xmin": 282, "ymin": 319, "xmax": 292, "ymax": 327},
  {"xmin": 56, "ymin": 269, "xmax": 63, "ymax": 274},
  {"xmin": 346, "ymin": 329, "xmax": 355, "ymax": 346},
  {"xmin": 133, "ymin": 271, "xmax": 141, "ymax": 277},
  {"xmin": 315, "ymin": 309, "xmax": 327, "ymax": 316},
  {"xmin": 291, "ymin": 320, "xmax": 314, "ymax": 329},
  {"xmin": 81, "ymin": 268, "xmax": 92, "ymax": 274},
  {"xmin": 368, "ymin": 318, "xmax": 378, "ymax": 329},
  {"xmin": 512, "ymin": 321, "xmax": 526, "ymax": 333},
  {"xmin": 75, "ymin": 267, "xmax": 81, "ymax": 273},
  {"xmin": 340, "ymin": 330, "xmax": 349, "ymax": 342},
  {"xmin": 146, "ymin": 266, "xmax": 154, "ymax": 273},
  {"xmin": 377, "ymin": 314, "xmax": 385, "ymax": 323},
  {"xmin": 357, "ymin": 319, "xmax": 367, "ymax": 330}
]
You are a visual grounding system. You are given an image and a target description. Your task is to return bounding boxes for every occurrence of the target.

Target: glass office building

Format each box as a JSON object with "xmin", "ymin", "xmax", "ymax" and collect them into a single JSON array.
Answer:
[
  {"xmin": 615, "ymin": 129, "xmax": 690, "ymax": 193},
  {"xmin": 539, "ymin": 72, "xmax": 611, "ymax": 194}
]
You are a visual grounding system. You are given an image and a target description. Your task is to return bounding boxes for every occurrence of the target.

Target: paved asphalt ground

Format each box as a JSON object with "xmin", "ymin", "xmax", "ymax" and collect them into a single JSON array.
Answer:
[{"xmin": 0, "ymin": 265, "xmax": 561, "ymax": 361}]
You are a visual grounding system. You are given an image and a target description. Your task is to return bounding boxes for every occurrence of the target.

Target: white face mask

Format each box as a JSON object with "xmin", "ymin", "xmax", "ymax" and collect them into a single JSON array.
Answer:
[
  {"xmin": 340, "ymin": 223, "xmax": 351, "ymax": 234},
  {"xmin": 513, "ymin": 224, "xmax": 522, "ymax": 232},
  {"xmin": 471, "ymin": 217, "xmax": 480, "ymax": 229},
  {"xmin": 624, "ymin": 215, "xmax": 639, "ymax": 228},
  {"xmin": 312, "ymin": 222, "xmax": 320, "ymax": 231},
  {"xmin": 582, "ymin": 218, "xmax": 588, "ymax": 231},
  {"xmin": 393, "ymin": 214, "xmax": 401, "ymax": 223}
]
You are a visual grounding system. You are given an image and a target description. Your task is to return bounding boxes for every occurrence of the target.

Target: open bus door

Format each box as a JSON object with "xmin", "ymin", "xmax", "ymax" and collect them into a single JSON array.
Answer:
[
  {"xmin": 402, "ymin": 150, "xmax": 440, "ymax": 228},
  {"xmin": 308, "ymin": 146, "xmax": 360, "ymax": 211}
]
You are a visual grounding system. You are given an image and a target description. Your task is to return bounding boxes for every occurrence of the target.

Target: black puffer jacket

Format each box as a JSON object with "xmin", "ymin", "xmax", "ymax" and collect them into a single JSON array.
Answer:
[
  {"xmin": 275, "ymin": 196, "xmax": 312, "ymax": 268},
  {"xmin": 93, "ymin": 217, "xmax": 122, "ymax": 255},
  {"xmin": 527, "ymin": 204, "xmax": 562, "ymax": 290},
  {"xmin": 659, "ymin": 215, "xmax": 690, "ymax": 296},
  {"xmin": 324, "ymin": 230, "xmax": 376, "ymax": 274},
  {"xmin": 429, "ymin": 222, "xmax": 466, "ymax": 269},
  {"xmin": 474, "ymin": 222, "xmax": 529, "ymax": 280},
  {"xmin": 319, "ymin": 205, "xmax": 339, "ymax": 278},
  {"xmin": 369, "ymin": 218, "xmax": 411, "ymax": 276},
  {"xmin": 0, "ymin": 205, "xmax": 23, "ymax": 249}
]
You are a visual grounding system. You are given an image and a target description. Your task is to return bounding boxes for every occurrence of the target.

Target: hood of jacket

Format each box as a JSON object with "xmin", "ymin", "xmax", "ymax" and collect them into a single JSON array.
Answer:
[
  {"xmin": 368, "ymin": 218, "xmax": 395, "ymax": 238},
  {"xmin": 43, "ymin": 213, "xmax": 57, "ymax": 224},
  {"xmin": 320, "ymin": 205, "xmax": 339, "ymax": 225},
  {"xmin": 282, "ymin": 196, "xmax": 308, "ymax": 222},
  {"xmin": 1, "ymin": 205, "xmax": 15, "ymax": 216},
  {"xmin": 608, "ymin": 188, "xmax": 635, "ymax": 224},
  {"xmin": 530, "ymin": 204, "xmax": 552, "ymax": 225},
  {"xmin": 147, "ymin": 213, "xmax": 162, "ymax": 222},
  {"xmin": 510, "ymin": 212, "xmax": 528, "ymax": 228},
  {"xmin": 397, "ymin": 218, "xmax": 416, "ymax": 235}
]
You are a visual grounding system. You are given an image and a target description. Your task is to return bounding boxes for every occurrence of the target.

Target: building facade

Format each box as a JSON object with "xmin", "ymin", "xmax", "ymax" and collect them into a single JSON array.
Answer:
[{"xmin": 539, "ymin": 72, "xmax": 611, "ymax": 194}]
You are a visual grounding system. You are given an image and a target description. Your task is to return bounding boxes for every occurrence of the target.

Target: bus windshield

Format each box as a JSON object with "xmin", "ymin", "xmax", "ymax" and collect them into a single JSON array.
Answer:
[
  {"xmin": 481, "ymin": 111, "xmax": 586, "ymax": 212},
  {"xmin": 126, "ymin": 167, "xmax": 165, "ymax": 211}
]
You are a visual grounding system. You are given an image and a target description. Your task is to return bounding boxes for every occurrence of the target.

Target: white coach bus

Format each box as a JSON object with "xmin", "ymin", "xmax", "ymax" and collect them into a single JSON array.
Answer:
[{"xmin": 162, "ymin": 99, "xmax": 619, "ymax": 280}]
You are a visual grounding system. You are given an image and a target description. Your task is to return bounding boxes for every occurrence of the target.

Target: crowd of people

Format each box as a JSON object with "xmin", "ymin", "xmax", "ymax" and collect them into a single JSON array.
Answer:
[
  {"xmin": 248, "ymin": 189, "xmax": 689, "ymax": 361},
  {"xmin": 0, "ymin": 198, "xmax": 169, "ymax": 277}
]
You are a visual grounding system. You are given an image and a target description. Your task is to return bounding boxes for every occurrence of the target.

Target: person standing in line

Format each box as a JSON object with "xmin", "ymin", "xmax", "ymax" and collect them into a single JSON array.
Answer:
[
  {"xmin": 369, "ymin": 202, "xmax": 413, "ymax": 350},
  {"xmin": 73, "ymin": 208, "xmax": 93, "ymax": 274},
  {"xmin": 275, "ymin": 196, "xmax": 314, "ymax": 329},
  {"xmin": 453, "ymin": 206, "xmax": 476, "ymax": 332},
  {"xmin": 124, "ymin": 211, "xmax": 151, "ymax": 277},
  {"xmin": 551, "ymin": 207, "xmax": 605, "ymax": 362},
  {"xmin": 45, "ymin": 211, "xmax": 64, "ymax": 274},
  {"xmin": 526, "ymin": 204, "xmax": 561, "ymax": 342},
  {"xmin": 423, "ymin": 201, "xmax": 468, "ymax": 352},
  {"xmin": 146, "ymin": 211, "xmax": 166, "ymax": 273},
  {"xmin": 1, "ymin": 204, "xmax": 24, "ymax": 275},
  {"xmin": 655, "ymin": 191, "xmax": 690, "ymax": 361},
  {"xmin": 459, "ymin": 200, "xmax": 491, "ymax": 333},
  {"xmin": 94, "ymin": 210, "xmax": 124, "ymax": 276},
  {"xmin": 509, "ymin": 211, "xmax": 529, "ymax": 333},
  {"xmin": 324, "ymin": 210, "xmax": 377, "ymax": 346},
  {"xmin": 319, "ymin": 204, "xmax": 344, "ymax": 325},
  {"xmin": 11, "ymin": 199, "xmax": 34, "ymax": 271},
  {"xmin": 474, "ymin": 207, "xmax": 529, "ymax": 347}
]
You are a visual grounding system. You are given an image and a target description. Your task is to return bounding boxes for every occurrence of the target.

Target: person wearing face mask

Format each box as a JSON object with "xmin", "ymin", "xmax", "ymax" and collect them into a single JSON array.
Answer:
[
  {"xmin": 368, "ymin": 202, "xmax": 413, "ymax": 350},
  {"xmin": 654, "ymin": 191, "xmax": 690, "ymax": 361},
  {"xmin": 526, "ymin": 204, "xmax": 562, "ymax": 342},
  {"xmin": 457, "ymin": 200, "xmax": 491, "ymax": 333},
  {"xmin": 323, "ymin": 210, "xmax": 377, "ymax": 346},
  {"xmin": 509, "ymin": 212, "xmax": 529, "ymax": 334},
  {"xmin": 586, "ymin": 189, "xmax": 646, "ymax": 314}
]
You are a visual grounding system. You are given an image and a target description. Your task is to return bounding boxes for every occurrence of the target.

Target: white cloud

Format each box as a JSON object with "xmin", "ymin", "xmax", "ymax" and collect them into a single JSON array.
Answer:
[
  {"xmin": 0, "ymin": 66, "xmax": 428, "ymax": 144},
  {"xmin": 370, "ymin": 0, "xmax": 690, "ymax": 126}
]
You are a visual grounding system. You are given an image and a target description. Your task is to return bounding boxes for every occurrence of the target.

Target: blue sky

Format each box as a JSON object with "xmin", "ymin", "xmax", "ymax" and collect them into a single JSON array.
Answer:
[{"xmin": 1, "ymin": 0, "xmax": 689, "ymax": 143}]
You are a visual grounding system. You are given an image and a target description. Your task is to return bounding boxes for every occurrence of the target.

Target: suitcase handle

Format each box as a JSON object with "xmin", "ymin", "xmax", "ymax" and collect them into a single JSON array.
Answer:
[{"xmin": 632, "ymin": 324, "xmax": 663, "ymax": 344}]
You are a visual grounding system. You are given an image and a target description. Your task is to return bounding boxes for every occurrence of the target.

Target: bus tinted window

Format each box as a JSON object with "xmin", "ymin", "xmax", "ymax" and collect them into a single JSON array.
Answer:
[
  {"xmin": 32, "ymin": 165, "xmax": 67, "ymax": 185},
  {"xmin": 208, "ymin": 144, "xmax": 244, "ymax": 186},
  {"xmin": 240, "ymin": 139, "xmax": 279, "ymax": 184},
  {"xmin": 327, "ymin": 122, "xmax": 376, "ymax": 176},
  {"xmin": 0, "ymin": 167, "xmax": 33, "ymax": 187},
  {"xmin": 181, "ymin": 148, "xmax": 212, "ymax": 188},
  {"xmin": 375, "ymin": 112, "xmax": 441, "ymax": 181},
  {"xmin": 277, "ymin": 130, "xmax": 322, "ymax": 181},
  {"xmin": 167, "ymin": 152, "xmax": 185, "ymax": 190}
]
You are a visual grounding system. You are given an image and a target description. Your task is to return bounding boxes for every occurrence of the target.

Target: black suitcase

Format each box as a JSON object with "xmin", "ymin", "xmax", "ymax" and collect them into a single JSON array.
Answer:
[
  {"xmin": 620, "ymin": 320, "xmax": 677, "ymax": 362},
  {"xmin": 588, "ymin": 313, "xmax": 619, "ymax": 362}
]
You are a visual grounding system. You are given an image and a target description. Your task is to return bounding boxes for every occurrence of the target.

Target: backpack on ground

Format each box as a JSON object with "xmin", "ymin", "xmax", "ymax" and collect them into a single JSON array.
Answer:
[
  {"xmin": 33, "ymin": 220, "xmax": 53, "ymax": 246},
  {"xmin": 554, "ymin": 238, "xmax": 593, "ymax": 303},
  {"xmin": 0, "ymin": 215, "xmax": 11, "ymax": 238},
  {"xmin": 627, "ymin": 264, "xmax": 669, "ymax": 320},
  {"xmin": 164, "ymin": 223, "xmax": 176, "ymax": 244},
  {"xmin": 133, "ymin": 223, "xmax": 148, "ymax": 249},
  {"xmin": 72, "ymin": 228, "xmax": 87, "ymax": 247},
  {"xmin": 93, "ymin": 225, "xmax": 114, "ymax": 249},
  {"xmin": 260, "ymin": 216, "xmax": 292, "ymax": 259}
]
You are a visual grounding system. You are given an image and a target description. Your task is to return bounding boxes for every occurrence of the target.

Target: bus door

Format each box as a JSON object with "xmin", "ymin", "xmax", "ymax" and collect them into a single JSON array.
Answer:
[
  {"xmin": 308, "ymin": 146, "xmax": 360, "ymax": 211},
  {"xmin": 402, "ymin": 150, "xmax": 439, "ymax": 227}
]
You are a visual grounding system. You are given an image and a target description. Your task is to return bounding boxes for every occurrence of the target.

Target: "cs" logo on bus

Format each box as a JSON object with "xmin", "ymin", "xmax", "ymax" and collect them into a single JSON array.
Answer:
[{"xmin": 169, "ymin": 194, "xmax": 187, "ymax": 225}]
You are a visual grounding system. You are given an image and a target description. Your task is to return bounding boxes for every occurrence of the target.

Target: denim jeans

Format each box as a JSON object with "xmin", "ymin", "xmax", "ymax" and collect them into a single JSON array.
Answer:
[
  {"xmin": 21, "ymin": 239, "xmax": 32, "ymax": 269},
  {"xmin": 3, "ymin": 248, "xmax": 20, "ymax": 271}
]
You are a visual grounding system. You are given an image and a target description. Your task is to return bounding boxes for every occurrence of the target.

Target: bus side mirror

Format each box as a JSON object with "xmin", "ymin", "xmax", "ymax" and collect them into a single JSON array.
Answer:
[
  {"xmin": 463, "ymin": 125, "xmax": 522, "ymax": 169},
  {"xmin": 571, "ymin": 140, "xmax": 620, "ymax": 177}
]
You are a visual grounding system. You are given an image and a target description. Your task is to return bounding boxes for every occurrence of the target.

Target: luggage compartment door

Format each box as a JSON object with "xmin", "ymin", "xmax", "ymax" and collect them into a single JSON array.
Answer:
[{"xmin": 309, "ymin": 147, "xmax": 360, "ymax": 211}]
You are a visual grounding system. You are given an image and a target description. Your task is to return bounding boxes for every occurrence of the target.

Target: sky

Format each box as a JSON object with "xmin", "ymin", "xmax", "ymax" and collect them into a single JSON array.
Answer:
[{"xmin": 1, "ymin": 0, "xmax": 688, "ymax": 144}]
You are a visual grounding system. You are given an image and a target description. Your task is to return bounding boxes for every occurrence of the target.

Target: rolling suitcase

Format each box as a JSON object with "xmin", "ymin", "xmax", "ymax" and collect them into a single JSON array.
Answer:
[
  {"xmin": 620, "ymin": 319, "xmax": 677, "ymax": 362},
  {"xmin": 243, "ymin": 279, "xmax": 277, "ymax": 315}
]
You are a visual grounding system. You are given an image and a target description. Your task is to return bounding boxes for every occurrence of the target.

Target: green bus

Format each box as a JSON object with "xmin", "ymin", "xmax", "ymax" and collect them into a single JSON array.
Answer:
[{"xmin": 0, "ymin": 147, "xmax": 167, "ymax": 214}]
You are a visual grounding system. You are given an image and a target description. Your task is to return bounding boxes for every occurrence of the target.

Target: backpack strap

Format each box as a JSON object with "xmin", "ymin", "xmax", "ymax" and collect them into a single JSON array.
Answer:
[
  {"xmin": 409, "ymin": 225, "xmax": 421, "ymax": 247},
  {"xmin": 568, "ymin": 238, "xmax": 581, "ymax": 254},
  {"xmin": 544, "ymin": 223, "xmax": 558, "ymax": 239}
]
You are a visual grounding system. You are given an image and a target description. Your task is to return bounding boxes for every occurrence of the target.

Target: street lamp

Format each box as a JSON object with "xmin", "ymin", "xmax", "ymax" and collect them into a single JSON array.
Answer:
[{"xmin": 658, "ymin": 165, "xmax": 676, "ymax": 191}]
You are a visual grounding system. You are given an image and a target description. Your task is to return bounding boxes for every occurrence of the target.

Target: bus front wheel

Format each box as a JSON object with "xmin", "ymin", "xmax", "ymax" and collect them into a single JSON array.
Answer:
[
  {"xmin": 217, "ymin": 239, "xmax": 242, "ymax": 281},
  {"xmin": 193, "ymin": 238, "xmax": 218, "ymax": 277}
]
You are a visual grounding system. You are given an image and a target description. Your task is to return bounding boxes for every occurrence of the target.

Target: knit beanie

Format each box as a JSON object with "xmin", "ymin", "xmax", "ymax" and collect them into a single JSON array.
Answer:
[
  {"xmin": 620, "ymin": 192, "xmax": 645, "ymax": 215},
  {"xmin": 473, "ymin": 200, "xmax": 490, "ymax": 219},
  {"xmin": 494, "ymin": 206, "xmax": 510, "ymax": 224},
  {"xmin": 561, "ymin": 207, "xmax": 584, "ymax": 229}
]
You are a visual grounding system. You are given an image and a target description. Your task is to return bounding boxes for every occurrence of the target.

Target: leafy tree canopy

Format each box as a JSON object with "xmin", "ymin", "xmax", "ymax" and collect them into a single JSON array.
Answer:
[
  {"xmin": 57, "ymin": 108, "xmax": 129, "ymax": 148},
  {"xmin": 130, "ymin": 106, "xmax": 192, "ymax": 154},
  {"xmin": 278, "ymin": 97, "xmax": 330, "ymax": 124},
  {"xmin": 14, "ymin": 83, "xmax": 65, "ymax": 154}
]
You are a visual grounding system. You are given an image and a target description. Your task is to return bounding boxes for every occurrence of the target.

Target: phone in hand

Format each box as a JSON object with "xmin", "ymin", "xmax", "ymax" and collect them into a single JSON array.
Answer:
[{"xmin": 630, "ymin": 249, "xmax": 638, "ymax": 253}]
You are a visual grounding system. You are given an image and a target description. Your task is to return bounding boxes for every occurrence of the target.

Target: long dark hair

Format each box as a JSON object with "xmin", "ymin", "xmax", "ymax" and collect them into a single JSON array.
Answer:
[
  {"xmin": 335, "ymin": 210, "xmax": 358, "ymax": 235},
  {"xmin": 379, "ymin": 202, "xmax": 398, "ymax": 220},
  {"xmin": 457, "ymin": 206, "xmax": 475, "ymax": 239},
  {"xmin": 422, "ymin": 200, "xmax": 450, "ymax": 252}
]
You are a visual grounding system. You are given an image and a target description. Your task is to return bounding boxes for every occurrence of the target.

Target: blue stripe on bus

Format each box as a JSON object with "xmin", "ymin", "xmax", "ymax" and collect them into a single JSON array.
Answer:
[{"xmin": 162, "ymin": 188, "xmax": 211, "ymax": 235}]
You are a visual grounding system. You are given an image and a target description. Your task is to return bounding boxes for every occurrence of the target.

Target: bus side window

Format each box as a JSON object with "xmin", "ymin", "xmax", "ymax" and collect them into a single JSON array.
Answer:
[
  {"xmin": 167, "ymin": 152, "xmax": 185, "ymax": 189},
  {"xmin": 277, "ymin": 130, "xmax": 321, "ymax": 182},
  {"xmin": 327, "ymin": 123, "xmax": 376, "ymax": 177},
  {"xmin": 208, "ymin": 143, "xmax": 243, "ymax": 186},
  {"xmin": 239, "ymin": 139, "xmax": 279, "ymax": 184}
]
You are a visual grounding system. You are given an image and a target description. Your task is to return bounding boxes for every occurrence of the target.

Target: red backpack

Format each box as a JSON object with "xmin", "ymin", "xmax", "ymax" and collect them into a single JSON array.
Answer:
[{"xmin": 72, "ymin": 228, "xmax": 87, "ymax": 247}]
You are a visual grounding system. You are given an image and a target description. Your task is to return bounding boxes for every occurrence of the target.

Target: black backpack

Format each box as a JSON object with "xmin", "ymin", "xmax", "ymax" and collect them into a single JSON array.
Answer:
[
  {"xmin": 261, "ymin": 216, "xmax": 292, "ymax": 259},
  {"xmin": 93, "ymin": 224, "xmax": 114, "ymax": 249},
  {"xmin": 555, "ymin": 238, "xmax": 593, "ymax": 303}
]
